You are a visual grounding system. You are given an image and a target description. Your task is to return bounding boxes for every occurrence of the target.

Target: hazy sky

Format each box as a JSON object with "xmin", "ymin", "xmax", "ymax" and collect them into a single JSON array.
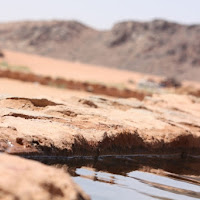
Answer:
[{"xmin": 0, "ymin": 0, "xmax": 199, "ymax": 29}]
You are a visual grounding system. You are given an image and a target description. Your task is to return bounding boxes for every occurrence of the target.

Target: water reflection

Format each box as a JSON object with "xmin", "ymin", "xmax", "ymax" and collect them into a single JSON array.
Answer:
[
  {"xmin": 73, "ymin": 167, "xmax": 200, "ymax": 200},
  {"xmin": 39, "ymin": 156, "xmax": 200, "ymax": 200}
]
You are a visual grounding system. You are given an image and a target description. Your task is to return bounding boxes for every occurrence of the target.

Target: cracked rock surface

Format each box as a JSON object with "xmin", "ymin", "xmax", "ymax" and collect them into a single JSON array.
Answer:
[{"xmin": 0, "ymin": 93, "xmax": 200, "ymax": 157}]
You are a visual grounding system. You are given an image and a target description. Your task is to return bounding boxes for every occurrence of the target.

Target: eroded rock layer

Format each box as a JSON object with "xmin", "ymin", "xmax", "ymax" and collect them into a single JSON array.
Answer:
[{"xmin": 0, "ymin": 93, "xmax": 199, "ymax": 157}]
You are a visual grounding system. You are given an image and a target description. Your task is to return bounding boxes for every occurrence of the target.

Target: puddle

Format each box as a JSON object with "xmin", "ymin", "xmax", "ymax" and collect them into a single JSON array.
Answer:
[
  {"xmin": 37, "ymin": 156, "xmax": 200, "ymax": 200},
  {"xmin": 74, "ymin": 168, "xmax": 200, "ymax": 200}
]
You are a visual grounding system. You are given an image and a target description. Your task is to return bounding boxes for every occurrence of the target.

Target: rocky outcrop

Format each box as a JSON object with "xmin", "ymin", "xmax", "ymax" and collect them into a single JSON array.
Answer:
[
  {"xmin": 0, "ymin": 153, "xmax": 90, "ymax": 200},
  {"xmin": 0, "ymin": 20, "xmax": 200, "ymax": 80},
  {"xmin": 0, "ymin": 49, "xmax": 4, "ymax": 57},
  {"xmin": 0, "ymin": 93, "xmax": 199, "ymax": 157}
]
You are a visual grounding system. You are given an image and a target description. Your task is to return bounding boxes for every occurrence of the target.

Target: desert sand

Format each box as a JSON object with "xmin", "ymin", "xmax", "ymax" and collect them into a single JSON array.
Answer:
[
  {"xmin": 2, "ymin": 49, "xmax": 150, "ymax": 84},
  {"xmin": 1, "ymin": 50, "xmax": 200, "ymax": 99}
]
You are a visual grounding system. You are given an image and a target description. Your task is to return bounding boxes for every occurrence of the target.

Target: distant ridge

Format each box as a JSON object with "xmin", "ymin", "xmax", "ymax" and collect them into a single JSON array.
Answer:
[{"xmin": 0, "ymin": 19, "xmax": 200, "ymax": 81}]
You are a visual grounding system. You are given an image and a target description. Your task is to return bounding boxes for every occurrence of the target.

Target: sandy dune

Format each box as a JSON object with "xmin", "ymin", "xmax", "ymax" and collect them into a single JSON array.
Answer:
[
  {"xmin": 2, "ymin": 49, "xmax": 200, "ymax": 89},
  {"xmin": 1, "ymin": 49, "xmax": 160, "ymax": 85},
  {"xmin": 0, "ymin": 78, "xmax": 90, "ymax": 100}
]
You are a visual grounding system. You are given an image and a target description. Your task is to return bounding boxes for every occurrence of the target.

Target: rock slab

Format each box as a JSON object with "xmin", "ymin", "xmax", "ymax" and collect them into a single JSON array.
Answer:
[
  {"xmin": 0, "ymin": 153, "xmax": 90, "ymax": 200},
  {"xmin": 0, "ymin": 93, "xmax": 200, "ymax": 157}
]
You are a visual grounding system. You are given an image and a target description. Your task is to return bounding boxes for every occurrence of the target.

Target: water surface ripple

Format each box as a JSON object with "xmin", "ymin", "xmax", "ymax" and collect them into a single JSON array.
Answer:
[{"xmin": 41, "ymin": 155, "xmax": 200, "ymax": 200}]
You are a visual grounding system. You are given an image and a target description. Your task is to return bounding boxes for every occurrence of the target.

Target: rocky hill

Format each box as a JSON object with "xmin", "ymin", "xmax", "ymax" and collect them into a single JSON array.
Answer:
[{"xmin": 0, "ymin": 20, "xmax": 200, "ymax": 81}]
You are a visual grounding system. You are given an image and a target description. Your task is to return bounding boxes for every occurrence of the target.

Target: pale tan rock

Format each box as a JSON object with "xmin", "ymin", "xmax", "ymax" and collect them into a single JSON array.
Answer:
[
  {"xmin": 0, "ymin": 91, "xmax": 200, "ymax": 157},
  {"xmin": 0, "ymin": 153, "xmax": 90, "ymax": 200}
]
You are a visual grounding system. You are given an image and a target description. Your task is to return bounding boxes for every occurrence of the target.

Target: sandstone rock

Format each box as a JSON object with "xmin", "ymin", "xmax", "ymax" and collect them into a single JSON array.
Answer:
[
  {"xmin": 160, "ymin": 77, "xmax": 182, "ymax": 88},
  {"xmin": 0, "ymin": 93, "xmax": 200, "ymax": 157},
  {"xmin": 0, "ymin": 153, "xmax": 90, "ymax": 200}
]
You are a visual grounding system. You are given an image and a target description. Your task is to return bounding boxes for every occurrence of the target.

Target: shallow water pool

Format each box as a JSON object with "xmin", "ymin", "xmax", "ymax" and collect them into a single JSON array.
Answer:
[
  {"xmin": 41, "ymin": 155, "xmax": 200, "ymax": 200},
  {"xmin": 74, "ymin": 167, "xmax": 200, "ymax": 200}
]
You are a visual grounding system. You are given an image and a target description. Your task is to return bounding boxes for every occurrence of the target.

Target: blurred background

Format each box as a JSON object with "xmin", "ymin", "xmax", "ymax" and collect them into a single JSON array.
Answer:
[{"xmin": 0, "ymin": 0, "xmax": 200, "ymax": 97}]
